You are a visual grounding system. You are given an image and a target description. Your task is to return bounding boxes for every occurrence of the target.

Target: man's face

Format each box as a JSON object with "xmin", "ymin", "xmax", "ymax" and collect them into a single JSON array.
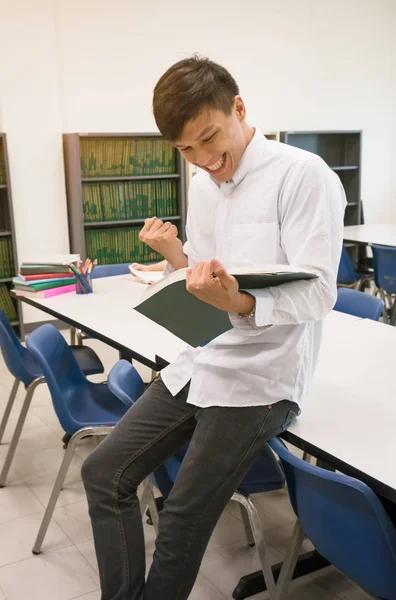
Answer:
[{"xmin": 174, "ymin": 97, "xmax": 251, "ymax": 183}]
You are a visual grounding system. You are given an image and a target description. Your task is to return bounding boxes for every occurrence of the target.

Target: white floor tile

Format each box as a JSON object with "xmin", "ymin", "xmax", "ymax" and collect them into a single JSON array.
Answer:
[
  {"xmin": 53, "ymin": 499, "xmax": 93, "ymax": 544},
  {"xmin": 27, "ymin": 466, "xmax": 86, "ymax": 508},
  {"xmin": 309, "ymin": 566, "xmax": 374, "ymax": 599},
  {"xmin": 200, "ymin": 540, "xmax": 282, "ymax": 598},
  {"xmin": 0, "ymin": 585, "xmax": 6, "ymax": 600},
  {"xmin": 11, "ymin": 446, "xmax": 84, "ymax": 482},
  {"xmin": 0, "ymin": 512, "xmax": 72, "ymax": 566},
  {"xmin": 0, "ymin": 455, "xmax": 22, "ymax": 484},
  {"xmin": 0, "ymin": 409, "xmax": 44, "ymax": 445},
  {"xmin": 76, "ymin": 540, "xmax": 98, "ymax": 574},
  {"xmin": 71, "ymin": 591, "xmax": 101, "ymax": 600},
  {"xmin": 0, "ymin": 546, "xmax": 99, "ymax": 600},
  {"xmin": 261, "ymin": 520, "xmax": 315, "ymax": 558},
  {"xmin": 207, "ymin": 507, "xmax": 247, "ymax": 550},
  {"xmin": 189, "ymin": 573, "xmax": 227, "ymax": 600},
  {"xmin": 0, "ymin": 480, "xmax": 44, "ymax": 523},
  {"xmin": 11, "ymin": 424, "xmax": 62, "ymax": 456}
]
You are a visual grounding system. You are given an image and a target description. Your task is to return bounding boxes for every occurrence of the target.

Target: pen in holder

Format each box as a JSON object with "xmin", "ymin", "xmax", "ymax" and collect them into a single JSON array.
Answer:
[
  {"xmin": 75, "ymin": 272, "xmax": 93, "ymax": 294},
  {"xmin": 69, "ymin": 263, "xmax": 94, "ymax": 294}
]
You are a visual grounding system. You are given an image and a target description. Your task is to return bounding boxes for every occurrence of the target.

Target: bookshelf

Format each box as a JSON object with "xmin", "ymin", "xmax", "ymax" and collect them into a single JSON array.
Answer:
[
  {"xmin": 63, "ymin": 133, "xmax": 187, "ymax": 265},
  {"xmin": 264, "ymin": 132, "xmax": 280, "ymax": 142},
  {"xmin": 0, "ymin": 134, "xmax": 23, "ymax": 337},
  {"xmin": 280, "ymin": 130, "xmax": 363, "ymax": 262}
]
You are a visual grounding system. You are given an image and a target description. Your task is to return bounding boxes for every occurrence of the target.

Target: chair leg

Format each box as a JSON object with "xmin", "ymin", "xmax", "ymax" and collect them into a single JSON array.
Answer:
[
  {"xmin": 0, "ymin": 378, "xmax": 21, "ymax": 444},
  {"xmin": 274, "ymin": 519, "xmax": 305, "ymax": 600},
  {"xmin": 139, "ymin": 478, "xmax": 154, "ymax": 514},
  {"xmin": 232, "ymin": 491, "xmax": 276, "ymax": 598},
  {"xmin": 70, "ymin": 327, "xmax": 76, "ymax": 345},
  {"xmin": 32, "ymin": 425, "xmax": 113, "ymax": 554},
  {"xmin": 0, "ymin": 377, "xmax": 45, "ymax": 487},
  {"xmin": 238, "ymin": 502, "xmax": 255, "ymax": 547},
  {"xmin": 76, "ymin": 329, "xmax": 84, "ymax": 346},
  {"xmin": 147, "ymin": 490, "xmax": 160, "ymax": 534}
]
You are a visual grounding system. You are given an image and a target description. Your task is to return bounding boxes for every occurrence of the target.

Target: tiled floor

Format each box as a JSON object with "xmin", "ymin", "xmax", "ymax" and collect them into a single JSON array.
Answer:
[{"xmin": 0, "ymin": 334, "xmax": 373, "ymax": 600}]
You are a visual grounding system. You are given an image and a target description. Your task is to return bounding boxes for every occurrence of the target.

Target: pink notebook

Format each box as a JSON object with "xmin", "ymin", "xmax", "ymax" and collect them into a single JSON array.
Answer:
[{"xmin": 14, "ymin": 283, "xmax": 76, "ymax": 299}]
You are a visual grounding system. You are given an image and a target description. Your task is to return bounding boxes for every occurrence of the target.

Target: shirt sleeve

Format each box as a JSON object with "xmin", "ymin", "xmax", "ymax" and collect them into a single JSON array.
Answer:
[{"xmin": 229, "ymin": 158, "xmax": 347, "ymax": 334}]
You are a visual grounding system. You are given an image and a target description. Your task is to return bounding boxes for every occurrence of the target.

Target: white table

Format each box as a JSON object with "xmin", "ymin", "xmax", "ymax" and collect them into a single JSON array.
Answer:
[
  {"xmin": 285, "ymin": 316, "xmax": 396, "ymax": 502},
  {"xmin": 344, "ymin": 224, "xmax": 396, "ymax": 247},
  {"xmin": 16, "ymin": 275, "xmax": 188, "ymax": 370}
]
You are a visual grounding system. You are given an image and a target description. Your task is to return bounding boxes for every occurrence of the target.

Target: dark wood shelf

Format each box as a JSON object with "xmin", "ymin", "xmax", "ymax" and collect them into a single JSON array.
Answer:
[
  {"xmin": 346, "ymin": 202, "xmax": 358, "ymax": 207},
  {"xmin": 0, "ymin": 231, "xmax": 12, "ymax": 237},
  {"xmin": 10, "ymin": 320, "xmax": 19, "ymax": 326},
  {"xmin": 0, "ymin": 184, "xmax": 7, "ymax": 189},
  {"xmin": 81, "ymin": 174, "xmax": 181, "ymax": 183},
  {"xmin": 84, "ymin": 216, "xmax": 181, "ymax": 228},
  {"xmin": 0, "ymin": 277, "xmax": 12, "ymax": 283},
  {"xmin": 331, "ymin": 166, "xmax": 359, "ymax": 171}
]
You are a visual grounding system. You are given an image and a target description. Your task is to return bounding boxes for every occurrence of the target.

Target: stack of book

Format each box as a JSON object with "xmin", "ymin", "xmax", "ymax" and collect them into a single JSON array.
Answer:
[{"xmin": 12, "ymin": 255, "xmax": 80, "ymax": 298}]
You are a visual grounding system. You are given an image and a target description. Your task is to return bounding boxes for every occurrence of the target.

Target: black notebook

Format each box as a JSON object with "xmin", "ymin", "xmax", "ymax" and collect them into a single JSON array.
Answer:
[{"xmin": 134, "ymin": 265, "xmax": 318, "ymax": 347}]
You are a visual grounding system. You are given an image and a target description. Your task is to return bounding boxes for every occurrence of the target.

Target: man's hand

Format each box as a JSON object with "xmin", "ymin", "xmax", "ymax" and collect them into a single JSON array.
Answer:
[
  {"xmin": 138, "ymin": 217, "xmax": 186, "ymax": 269},
  {"xmin": 186, "ymin": 259, "xmax": 256, "ymax": 314}
]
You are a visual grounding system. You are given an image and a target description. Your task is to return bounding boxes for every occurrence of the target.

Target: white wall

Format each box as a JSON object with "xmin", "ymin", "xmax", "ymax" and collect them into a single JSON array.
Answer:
[{"xmin": 1, "ymin": 0, "xmax": 396, "ymax": 322}]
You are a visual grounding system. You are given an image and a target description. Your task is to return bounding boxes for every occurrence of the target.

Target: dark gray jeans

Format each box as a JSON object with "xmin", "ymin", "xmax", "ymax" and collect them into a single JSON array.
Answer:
[{"xmin": 81, "ymin": 376, "xmax": 298, "ymax": 600}]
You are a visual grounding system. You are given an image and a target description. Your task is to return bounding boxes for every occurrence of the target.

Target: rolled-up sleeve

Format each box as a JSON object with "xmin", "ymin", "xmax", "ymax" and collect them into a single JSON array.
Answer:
[{"xmin": 229, "ymin": 158, "xmax": 346, "ymax": 334}]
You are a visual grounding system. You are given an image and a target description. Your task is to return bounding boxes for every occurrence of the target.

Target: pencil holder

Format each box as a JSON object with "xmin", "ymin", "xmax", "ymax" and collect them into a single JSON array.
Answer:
[{"xmin": 75, "ymin": 273, "xmax": 93, "ymax": 294}]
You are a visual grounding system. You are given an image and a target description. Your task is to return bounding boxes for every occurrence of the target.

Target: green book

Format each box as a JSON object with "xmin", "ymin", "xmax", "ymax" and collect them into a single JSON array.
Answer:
[
  {"xmin": 134, "ymin": 265, "xmax": 318, "ymax": 347},
  {"xmin": 13, "ymin": 277, "xmax": 75, "ymax": 291}
]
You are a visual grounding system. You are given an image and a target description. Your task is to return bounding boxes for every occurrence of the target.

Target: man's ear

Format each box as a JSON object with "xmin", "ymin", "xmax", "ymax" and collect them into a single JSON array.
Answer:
[{"xmin": 234, "ymin": 95, "xmax": 246, "ymax": 121}]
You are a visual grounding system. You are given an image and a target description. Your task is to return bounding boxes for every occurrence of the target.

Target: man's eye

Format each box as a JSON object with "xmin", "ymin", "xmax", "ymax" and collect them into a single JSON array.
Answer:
[
  {"xmin": 182, "ymin": 147, "xmax": 192, "ymax": 152},
  {"xmin": 203, "ymin": 134, "xmax": 216, "ymax": 143}
]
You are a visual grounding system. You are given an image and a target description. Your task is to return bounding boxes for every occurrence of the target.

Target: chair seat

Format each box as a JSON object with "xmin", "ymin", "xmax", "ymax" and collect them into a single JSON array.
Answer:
[
  {"xmin": 70, "ymin": 345, "xmax": 104, "ymax": 376},
  {"xmin": 64, "ymin": 382, "xmax": 128, "ymax": 434},
  {"xmin": 238, "ymin": 453, "xmax": 285, "ymax": 494}
]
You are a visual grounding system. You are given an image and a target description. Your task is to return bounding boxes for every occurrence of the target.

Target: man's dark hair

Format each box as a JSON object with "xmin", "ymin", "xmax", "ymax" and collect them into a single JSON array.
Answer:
[{"xmin": 153, "ymin": 55, "xmax": 239, "ymax": 142}]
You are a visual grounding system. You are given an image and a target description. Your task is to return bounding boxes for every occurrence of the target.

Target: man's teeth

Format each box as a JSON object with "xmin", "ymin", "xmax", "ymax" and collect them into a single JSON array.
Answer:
[{"xmin": 207, "ymin": 154, "xmax": 225, "ymax": 171}]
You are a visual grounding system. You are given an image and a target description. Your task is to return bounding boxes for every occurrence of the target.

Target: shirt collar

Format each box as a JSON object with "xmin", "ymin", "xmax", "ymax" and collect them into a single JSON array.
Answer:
[{"xmin": 213, "ymin": 128, "xmax": 268, "ymax": 192}]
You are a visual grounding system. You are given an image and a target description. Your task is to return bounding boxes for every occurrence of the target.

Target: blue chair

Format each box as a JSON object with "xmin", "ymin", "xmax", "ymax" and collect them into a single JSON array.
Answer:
[
  {"xmin": 72, "ymin": 262, "xmax": 131, "ymax": 345},
  {"xmin": 337, "ymin": 247, "xmax": 372, "ymax": 290},
  {"xmin": 107, "ymin": 360, "xmax": 286, "ymax": 597},
  {"xmin": 0, "ymin": 310, "xmax": 105, "ymax": 488},
  {"xmin": 269, "ymin": 437, "xmax": 396, "ymax": 600},
  {"xmin": 334, "ymin": 287, "xmax": 384, "ymax": 321},
  {"xmin": 372, "ymin": 244, "xmax": 396, "ymax": 325},
  {"xmin": 25, "ymin": 324, "xmax": 145, "ymax": 554}
]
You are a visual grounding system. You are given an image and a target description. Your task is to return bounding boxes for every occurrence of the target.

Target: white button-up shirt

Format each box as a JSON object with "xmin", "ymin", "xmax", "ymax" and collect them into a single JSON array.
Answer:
[{"xmin": 161, "ymin": 129, "xmax": 346, "ymax": 409}]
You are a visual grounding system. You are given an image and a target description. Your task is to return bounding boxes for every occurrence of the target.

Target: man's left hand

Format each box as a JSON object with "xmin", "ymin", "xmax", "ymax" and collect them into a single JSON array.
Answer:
[{"xmin": 186, "ymin": 259, "xmax": 255, "ymax": 314}]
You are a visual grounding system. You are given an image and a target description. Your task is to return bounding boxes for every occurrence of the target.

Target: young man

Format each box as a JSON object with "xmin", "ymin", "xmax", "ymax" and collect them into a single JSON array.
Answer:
[{"xmin": 82, "ymin": 56, "xmax": 346, "ymax": 600}]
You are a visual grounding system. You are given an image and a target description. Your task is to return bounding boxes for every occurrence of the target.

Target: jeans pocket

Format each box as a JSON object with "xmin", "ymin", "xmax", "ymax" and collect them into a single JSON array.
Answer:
[{"xmin": 280, "ymin": 408, "xmax": 298, "ymax": 433}]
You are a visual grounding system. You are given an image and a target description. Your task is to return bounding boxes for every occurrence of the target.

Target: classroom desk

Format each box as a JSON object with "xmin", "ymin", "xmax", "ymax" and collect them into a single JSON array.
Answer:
[
  {"xmin": 15, "ymin": 275, "xmax": 188, "ymax": 370},
  {"xmin": 233, "ymin": 316, "xmax": 396, "ymax": 599},
  {"xmin": 344, "ymin": 224, "xmax": 396, "ymax": 247}
]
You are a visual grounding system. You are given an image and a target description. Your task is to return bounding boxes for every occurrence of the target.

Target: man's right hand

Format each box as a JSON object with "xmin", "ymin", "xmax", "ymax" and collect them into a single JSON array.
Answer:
[{"xmin": 138, "ymin": 217, "xmax": 186, "ymax": 268}]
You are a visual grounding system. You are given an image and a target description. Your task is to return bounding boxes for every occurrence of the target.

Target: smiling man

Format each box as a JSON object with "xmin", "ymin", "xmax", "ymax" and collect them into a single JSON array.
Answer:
[{"xmin": 82, "ymin": 56, "xmax": 346, "ymax": 600}]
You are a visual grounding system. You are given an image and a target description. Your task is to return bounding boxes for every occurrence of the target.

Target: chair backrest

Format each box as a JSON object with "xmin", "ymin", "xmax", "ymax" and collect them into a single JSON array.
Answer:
[
  {"xmin": 0, "ymin": 309, "xmax": 39, "ymax": 384},
  {"xmin": 92, "ymin": 263, "xmax": 131, "ymax": 279},
  {"xmin": 372, "ymin": 244, "xmax": 396, "ymax": 294},
  {"xmin": 26, "ymin": 324, "xmax": 88, "ymax": 431},
  {"xmin": 269, "ymin": 437, "xmax": 396, "ymax": 599},
  {"xmin": 107, "ymin": 360, "xmax": 146, "ymax": 408},
  {"xmin": 334, "ymin": 288, "xmax": 384, "ymax": 321},
  {"xmin": 337, "ymin": 247, "xmax": 359, "ymax": 284}
]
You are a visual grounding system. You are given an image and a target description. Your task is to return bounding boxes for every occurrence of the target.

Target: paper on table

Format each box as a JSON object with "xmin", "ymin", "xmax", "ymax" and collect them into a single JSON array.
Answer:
[{"xmin": 128, "ymin": 268, "xmax": 164, "ymax": 285}]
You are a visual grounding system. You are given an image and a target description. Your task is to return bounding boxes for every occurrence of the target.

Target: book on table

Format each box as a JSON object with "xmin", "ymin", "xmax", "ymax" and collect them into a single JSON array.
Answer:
[
  {"xmin": 13, "ymin": 284, "xmax": 76, "ymax": 299},
  {"xmin": 134, "ymin": 264, "xmax": 318, "ymax": 347},
  {"xmin": 128, "ymin": 266, "xmax": 164, "ymax": 284}
]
